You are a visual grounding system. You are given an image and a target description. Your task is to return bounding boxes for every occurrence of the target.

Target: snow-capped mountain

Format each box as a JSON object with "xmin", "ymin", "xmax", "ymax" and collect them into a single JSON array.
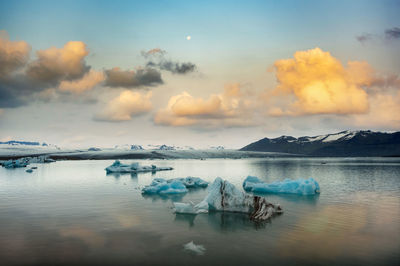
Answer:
[
  {"xmin": 209, "ymin": 145, "xmax": 225, "ymax": 150},
  {"xmin": 0, "ymin": 140, "xmax": 60, "ymax": 149},
  {"xmin": 114, "ymin": 144, "xmax": 144, "ymax": 150},
  {"xmin": 241, "ymin": 130, "xmax": 400, "ymax": 156},
  {"xmin": 145, "ymin": 144, "xmax": 195, "ymax": 150}
]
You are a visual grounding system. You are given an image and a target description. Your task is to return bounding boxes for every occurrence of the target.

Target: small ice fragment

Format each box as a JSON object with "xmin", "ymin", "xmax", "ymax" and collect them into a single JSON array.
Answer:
[{"xmin": 183, "ymin": 241, "xmax": 206, "ymax": 255}]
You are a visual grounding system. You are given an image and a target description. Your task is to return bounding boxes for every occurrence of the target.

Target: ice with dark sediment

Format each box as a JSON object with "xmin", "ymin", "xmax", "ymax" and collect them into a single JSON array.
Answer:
[
  {"xmin": 173, "ymin": 177, "xmax": 282, "ymax": 221},
  {"xmin": 105, "ymin": 160, "xmax": 173, "ymax": 174},
  {"xmin": 243, "ymin": 176, "xmax": 320, "ymax": 195}
]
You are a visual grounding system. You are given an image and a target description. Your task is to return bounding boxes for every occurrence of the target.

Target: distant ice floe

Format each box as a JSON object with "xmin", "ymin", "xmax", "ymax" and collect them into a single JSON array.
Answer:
[
  {"xmin": 2, "ymin": 159, "xmax": 29, "ymax": 168},
  {"xmin": 142, "ymin": 177, "xmax": 208, "ymax": 195},
  {"xmin": 1, "ymin": 156, "xmax": 55, "ymax": 169},
  {"xmin": 243, "ymin": 176, "xmax": 320, "ymax": 195},
  {"xmin": 105, "ymin": 160, "xmax": 173, "ymax": 174},
  {"xmin": 173, "ymin": 177, "xmax": 282, "ymax": 221},
  {"xmin": 183, "ymin": 241, "xmax": 206, "ymax": 255}
]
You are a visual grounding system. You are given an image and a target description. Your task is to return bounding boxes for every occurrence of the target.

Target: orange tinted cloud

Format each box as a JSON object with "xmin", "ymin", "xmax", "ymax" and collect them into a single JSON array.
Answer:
[
  {"xmin": 104, "ymin": 67, "xmax": 163, "ymax": 88},
  {"xmin": 271, "ymin": 47, "xmax": 371, "ymax": 115},
  {"xmin": 27, "ymin": 41, "xmax": 90, "ymax": 84},
  {"xmin": 352, "ymin": 91, "xmax": 400, "ymax": 129},
  {"xmin": 95, "ymin": 90, "xmax": 152, "ymax": 122},
  {"xmin": 154, "ymin": 84, "xmax": 257, "ymax": 127},
  {"xmin": 0, "ymin": 30, "xmax": 31, "ymax": 77},
  {"xmin": 59, "ymin": 70, "xmax": 105, "ymax": 94}
]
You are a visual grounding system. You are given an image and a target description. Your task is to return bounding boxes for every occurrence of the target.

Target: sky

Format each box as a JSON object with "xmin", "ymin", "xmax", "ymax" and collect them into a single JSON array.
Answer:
[{"xmin": 0, "ymin": 0, "xmax": 399, "ymax": 148}]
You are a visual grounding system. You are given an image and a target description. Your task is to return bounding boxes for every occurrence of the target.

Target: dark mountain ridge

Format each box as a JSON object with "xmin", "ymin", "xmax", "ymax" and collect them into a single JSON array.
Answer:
[{"xmin": 240, "ymin": 130, "xmax": 400, "ymax": 157}]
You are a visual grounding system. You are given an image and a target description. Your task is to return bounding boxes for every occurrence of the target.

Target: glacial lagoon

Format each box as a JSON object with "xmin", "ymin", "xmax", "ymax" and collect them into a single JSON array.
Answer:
[{"xmin": 0, "ymin": 158, "xmax": 399, "ymax": 265}]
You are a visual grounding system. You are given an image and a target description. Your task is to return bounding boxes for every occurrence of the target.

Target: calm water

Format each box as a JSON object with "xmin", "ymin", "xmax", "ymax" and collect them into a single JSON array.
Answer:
[{"xmin": 0, "ymin": 158, "xmax": 399, "ymax": 266}]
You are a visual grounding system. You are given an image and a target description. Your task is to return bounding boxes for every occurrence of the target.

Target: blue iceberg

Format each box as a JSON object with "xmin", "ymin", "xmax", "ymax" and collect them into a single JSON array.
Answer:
[
  {"xmin": 243, "ymin": 176, "xmax": 320, "ymax": 195},
  {"xmin": 142, "ymin": 177, "xmax": 208, "ymax": 195},
  {"xmin": 142, "ymin": 179, "xmax": 188, "ymax": 195},
  {"xmin": 172, "ymin": 177, "xmax": 208, "ymax": 188}
]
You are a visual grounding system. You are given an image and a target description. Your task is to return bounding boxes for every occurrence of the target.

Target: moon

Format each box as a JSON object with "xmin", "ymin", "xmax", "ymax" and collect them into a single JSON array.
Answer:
[{"xmin": 186, "ymin": 35, "xmax": 191, "ymax": 40}]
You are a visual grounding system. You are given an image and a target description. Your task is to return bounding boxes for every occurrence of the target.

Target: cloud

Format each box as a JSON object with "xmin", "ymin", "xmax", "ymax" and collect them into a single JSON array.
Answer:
[
  {"xmin": 384, "ymin": 27, "xmax": 400, "ymax": 40},
  {"xmin": 104, "ymin": 67, "xmax": 163, "ymax": 88},
  {"xmin": 26, "ymin": 41, "xmax": 90, "ymax": 85},
  {"xmin": 146, "ymin": 61, "xmax": 197, "ymax": 74},
  {"xmin": 356, "ymin": 33, "xmax": 373, "ymax": 44},
  {"xmin": 0, "ymin": 30, "xmax": 31, "ymax": 77},
  {"xmin": 94, "ymin": 90, "xmax": 152, "ymax": 122},
  {"xmin": 269, "ymin": 47, "xmax": 371, "ymax": 116},
  {"xmin": 142, "ymin": 47, "xmax": 197, "ymax": 74},
  {"xmin": 141, "ymin": 48, "xmax": 166, "ymax": 58},
  {"xmin": 58, "ymin": 70, "xmax": 105, "ymax": 94},
  {"xmin": 356, "ymin": 27, "xmax": 400, "ymax": 43},
  {"xmin": 154, "ymin": 84, "xmax": 257, "ymax": 127},
  {"xmin": 352, "ymin": 91, "xmax": 400, "ymax": 129},
  {"xmin": 0, "ymin": 33, "xmax": 94, "ymax": 107}
]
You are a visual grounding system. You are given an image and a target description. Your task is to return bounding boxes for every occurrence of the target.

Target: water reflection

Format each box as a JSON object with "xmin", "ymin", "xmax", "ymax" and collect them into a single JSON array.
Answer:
[
  {"xmin": 276, "ymin": 192, "xmax": 400, "ymax": 265},
  {"xmin": 106, "ymin": 171, "xmax": 157, "ymax": 179},
  {"xmin": 253, "ymin": 192, "xmax": 320, "ymax": 205},
  {"xmin": 141, "ymin": 193, "xmax": 185, "ymax": 203},
  {"xmin": 174, "ymin": 211, "xmax": 282, "ymax": 231}
]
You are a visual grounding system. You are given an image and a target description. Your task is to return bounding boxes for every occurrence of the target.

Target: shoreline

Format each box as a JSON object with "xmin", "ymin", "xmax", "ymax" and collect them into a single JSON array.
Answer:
[
  {"xmin": 0, "ymin": 149, "xmax": 299, "ymax": 161},
  {"xmin": 1, "ymin": 148, "xmax": 399, "ymax": 161}
]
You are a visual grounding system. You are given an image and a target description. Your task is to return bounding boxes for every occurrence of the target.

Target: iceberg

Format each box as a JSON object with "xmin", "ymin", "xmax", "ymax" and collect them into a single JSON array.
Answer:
[
  {"xmin": 1, "ymin": 156, "xmax": 56, "ymax": 169},
  {"xmin": 142, "ymin": 179, "xmax": 188, "ymax": 195},
  {"xmin": 243, "ymin": 176, "xmax": 320, "ymax": 195},
  {"xmin": 172, "ymin": 177, "xmax": 208, "ymax": 188},
  {"xmin": 142, "ymin": 177, "xmax": 208, "ymax": 195},
  {"xmin": 105, "ymin": 160, "xmax": 173, "ymax": 174},
  {"xmin": 173, "ymin": 177, "xmax": 282, "ymax": 221},
  {"xmin": 2, "ymin": 159, "xmax": 29, "ymax": 168},
  {"xmin": 183, "ymin": 241, "xmax": 206, "ymax": 255}
]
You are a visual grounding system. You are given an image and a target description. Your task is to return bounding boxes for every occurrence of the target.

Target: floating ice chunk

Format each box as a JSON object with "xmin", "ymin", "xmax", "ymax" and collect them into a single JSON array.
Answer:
[
  {"xmin": 172, "ymin": 177, "xmax": 208, "ymax": 188},
  {"xmin": 203, "ymin": 177, "xmax": 251, "ymax": 213},
  {"xmin": 105, "ymin": 160, "xmax": 173, "ymax": 174},
  {"xmin": 183, "ymin": 241, "xmax": 206, "ymax": 255},
  {"xmin": 142, "ymin": 177, "xmax": 208, "ymax": 195},
  {"xmin": 142, "ymin": 179, "xmax": 188, "ymax": 195},
  {"xmin": 173, "ymin": 178, "xmax": 282, "ymax": 221},
  {"xmin": 2, "ymin": 159, "xmax": 29, "ymax": 168},
  {"xmin": 243, "ymin": 176, "xmax": 320, "ymax": 195},
  {"xmin": 1, "ymin": 156, "xmax": 55, "ymax": 169}
]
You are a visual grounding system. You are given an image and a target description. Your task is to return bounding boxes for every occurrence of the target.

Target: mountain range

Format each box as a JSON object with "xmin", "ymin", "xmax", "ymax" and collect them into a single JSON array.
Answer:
[{"xmin": 240, "ymin": 130, "xmax": 400, "ymax": 157}]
